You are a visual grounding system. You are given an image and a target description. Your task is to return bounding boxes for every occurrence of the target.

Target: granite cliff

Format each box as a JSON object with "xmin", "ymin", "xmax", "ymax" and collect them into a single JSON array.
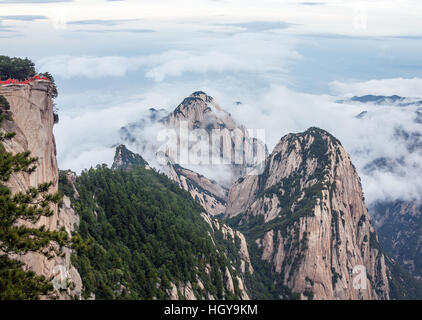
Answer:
[
  {"xmin": 226, "ymin": 128, "xmax": 392, "ymax": 299},
  {"xmin": 0, "ymin": 81, "xmax": 82, "ymax": 299}
]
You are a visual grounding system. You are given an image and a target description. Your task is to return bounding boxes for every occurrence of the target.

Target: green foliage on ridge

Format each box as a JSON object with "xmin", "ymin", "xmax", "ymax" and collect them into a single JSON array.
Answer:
[{"xmin": 69, "ymin": 164, "xmax": 245, "ymax": 300}]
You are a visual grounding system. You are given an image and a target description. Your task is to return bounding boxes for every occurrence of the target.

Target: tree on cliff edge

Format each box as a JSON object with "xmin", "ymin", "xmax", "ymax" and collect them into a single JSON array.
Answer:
[
  {"xmin": 0, "ymin": 95, "xmax": 71, "ymax": 299},
  {"xmin": 0, "ymin": 56, "xmax": 36, "ymax": 81}
]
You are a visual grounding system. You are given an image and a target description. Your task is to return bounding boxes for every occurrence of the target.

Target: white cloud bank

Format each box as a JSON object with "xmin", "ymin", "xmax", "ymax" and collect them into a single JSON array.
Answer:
[
  {"xmin": 331, "ymin": 77, "xmax": 422, "ymax": 98},
  {"xmin": 222, "ymin": 85, "xmax": 422, "ymax": 205},
  {"xmin": 37, "ymin": 44, "xmax": 301, "ymax": 82},
  {"xmin": 37, "ymin": 55, "xmax": 139, "ymax": 78}
]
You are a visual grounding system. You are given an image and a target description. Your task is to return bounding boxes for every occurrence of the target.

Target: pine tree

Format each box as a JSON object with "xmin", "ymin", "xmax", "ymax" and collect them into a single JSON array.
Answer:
[{"xmin": 0, "ymin": 56, "xmax": 36, "ymax": 81}]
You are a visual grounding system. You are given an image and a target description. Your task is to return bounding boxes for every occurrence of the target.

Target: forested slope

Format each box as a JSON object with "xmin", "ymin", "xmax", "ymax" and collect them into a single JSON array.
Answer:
[{"xmin": 65, "ymin": 164, "xmax": 251, "ymax": 299}]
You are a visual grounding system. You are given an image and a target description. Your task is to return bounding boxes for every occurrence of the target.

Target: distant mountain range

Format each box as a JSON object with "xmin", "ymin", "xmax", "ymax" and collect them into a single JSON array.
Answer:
[{"xmin": 338, "ymin": 95, "xmax": 422, "ymax": 107}]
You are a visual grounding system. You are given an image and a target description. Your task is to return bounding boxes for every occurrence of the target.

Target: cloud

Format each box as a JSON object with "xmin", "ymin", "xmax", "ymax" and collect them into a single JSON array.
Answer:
[
  {"xmin": 74, "ymin": 28, "xmax": 155, "ymax": 33},
  {"xmin": 37, "ymin": 40, "xmax": 301, "ymax": 81},
  {"xmin": 68, "ymin": 19, "xmax": 138, "ymax": 26},
  {"xmin": 54, "ymin": 83, "xmax": 193, "ymax": 173},
  {"xmin": 0, "ymin": 0, "xmax": 72, "ymax": 3},
  {"xmin": 0, "ymin": 23, "xmax": 13, "ymax": 32},
  {"xmin": 331, "ymin": 78, "xmax": 422, "ymax": 98},
  {"xmin": 0, "ymin": 15, "xmax": 47, "ymax": 21},
  {"xmin": 144, "ymin": 51, "xmax": 287, "ymax": 82},
  {"xmin": 300, "ymin": 2, "xmax": 325, "ymax": 6},
  {"xmin": 220, "ymin": 85, "xmax": 422, "ymax": 204},
  {"xmin": 76, "ymin": 29, "xmax": 156, "ymax": 34},
  {"xmin": 223, "ymin": 21, "xmax": 293, "ymax": 33},
  {"xmin": 37, "ymin": 55, "xmax": 144, "ymax": 78},
  {"xmin": 55, "ymin": 95, "xmax": 149, "ymax": 172}
]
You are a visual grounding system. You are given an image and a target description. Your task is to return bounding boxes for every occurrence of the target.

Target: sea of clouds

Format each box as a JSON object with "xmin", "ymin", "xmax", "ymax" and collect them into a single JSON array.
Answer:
[
  {"xmin": 52, "ymin": 77, "xmax": 422, "ymax": 206},
  {"xmin": 2, "ymin": 0, "xmax": 419, "ymax": 206}
]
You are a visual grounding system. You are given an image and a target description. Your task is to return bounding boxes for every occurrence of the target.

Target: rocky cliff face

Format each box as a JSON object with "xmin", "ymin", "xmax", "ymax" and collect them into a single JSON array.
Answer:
[
  {"xmin": 161, "ymin": 91, "xmax": 266, "ymax": 187},
  {"xmin": 226, "ymin": 127, "xmax": 391, "ymax": 300},
  {"xmin": 0, "ymin": 81, "xmax": 82, "ymax": 299},
  {"xmin": 371, "ymin": 200, "xmax": 422, "ymax": 282},
  {"xmin": 168, "ymin": 163, "xmax": 228, "ymax": 216},
  {"xmin": 1, "ymin": 81, "xmax": 58, "ymax": 212}
]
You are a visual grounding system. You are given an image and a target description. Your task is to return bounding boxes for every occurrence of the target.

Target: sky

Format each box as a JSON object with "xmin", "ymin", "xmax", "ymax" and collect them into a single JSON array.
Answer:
[{"xmin": 1, "ymin": 0, "xmax": 421, "ymax": 205}]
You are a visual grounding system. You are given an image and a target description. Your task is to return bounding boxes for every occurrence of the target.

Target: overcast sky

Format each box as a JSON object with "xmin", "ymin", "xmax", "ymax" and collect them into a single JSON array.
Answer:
[{"xmin": 1, "ymin": 0, "xmax": 421, "ymax": 204}]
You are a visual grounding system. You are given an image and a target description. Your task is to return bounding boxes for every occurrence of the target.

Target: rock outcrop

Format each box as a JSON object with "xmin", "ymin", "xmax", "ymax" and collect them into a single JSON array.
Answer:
[
  {"xmin": 226, "ymin": 127, "xmax": 391, "ymax": 300},
  {"xmin": 0, "ymin": 81, "xmax": 82, "ymax": 299},
  {"xmin": 112, "ymin": 144, "xmax": 149, "ymax": 170}
]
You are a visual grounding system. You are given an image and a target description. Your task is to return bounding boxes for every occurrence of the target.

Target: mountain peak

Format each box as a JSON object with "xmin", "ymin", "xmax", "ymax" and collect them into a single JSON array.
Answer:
[
  {"xmin": 171, "ymin": 91, "xmax": 214, "ymax": 117},
  {"xmin": 164, "ymin": 91, "xmax": 238, "ymax": 133},
  {"xmin": 273, "ymin": 126, "xmax": 342, "ymax": 157},
  {"xmin": 190, "ymin": 91, "xmax": 214, "ymax": 102},
  {"xmin": 112, "ymin": 144, "xmax": 148, "ymax": 170},
  {"xmin": 225, "ymin": 128, "xmax": 393, "ymax": 299}
]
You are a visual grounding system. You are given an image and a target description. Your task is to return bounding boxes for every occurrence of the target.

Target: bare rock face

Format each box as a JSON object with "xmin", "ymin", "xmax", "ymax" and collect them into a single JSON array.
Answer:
[
  {"xmin": 0, "ymin": 81, "xmax": 82, "ymax": 299},
  {"xmin": 179, "ymin": 282, "xmax": 197, "ymax": 300},
  {"xmin": 167, "ymin": 282, "xmax": 179, "ymax": 300},
  {"xmin": 169, "ymin": 163, "xmax": 228, "ymax": 216},
  {"xmin": 1, "ymin": 82, "xmax": 58, "ymax": 224},
  {"xmin": 162, "ymin": 91, "xmax": 238, "ymax": 132},
  {"xmin": 226, "ymin": 127, "xmax": 391, "ymax": 300},
  {"xmin": 161, "ymin": 92, "xmax": 267, "ymax": 187},
  {"xmin": 201, "ymin": 212, "xmax": 254, "ymax": 277}
]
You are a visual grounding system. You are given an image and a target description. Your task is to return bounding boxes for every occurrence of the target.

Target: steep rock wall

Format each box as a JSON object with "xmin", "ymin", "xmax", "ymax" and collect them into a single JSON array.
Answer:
[
  {"xmin": 226, "ymin": 128, "xmax": 391, "ymax": 300},
  {"xmin": 0, "ymin": 81, "xmax": 82, "ymax": 299}
]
